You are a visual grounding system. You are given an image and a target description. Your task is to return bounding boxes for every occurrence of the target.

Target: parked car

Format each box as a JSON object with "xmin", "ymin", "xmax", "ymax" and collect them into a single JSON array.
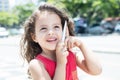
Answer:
[
  {"xmin": 115, "ymin": 22, "xmax": 120, "ymax": 33},
  {"xmin": 100, "ymin": 18, "xmax": 114, "ymax": 33},
  {"xmin": 86, "ymin": 26, "xmax": 111, "ymax": 35},
  {"xmin": 74, "ymin": 17, "xmax": 87, "ymax": 34},
  {"xmin": 0, "ymin": 27, "xmax": 9, "ymax": 38},
  {"xmin": 9, "ymin": 28, "xmax": 24, "ymax": 35}
]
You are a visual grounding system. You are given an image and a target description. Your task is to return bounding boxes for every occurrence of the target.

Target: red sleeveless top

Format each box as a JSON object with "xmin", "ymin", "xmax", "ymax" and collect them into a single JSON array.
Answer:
[{"xmin": 35, "ymin": 51, "xmax": 78, "ymax": 80}]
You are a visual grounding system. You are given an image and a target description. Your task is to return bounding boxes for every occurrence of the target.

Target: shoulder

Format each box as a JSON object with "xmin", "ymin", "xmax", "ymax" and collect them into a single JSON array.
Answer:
[
  {"xmin": 29, "ymin": 59, "xmax": 51, "ymax": 80},
  {"xmin": 29, "ymin": 59, "xmax": 43, "ymax": 70},
  {"xmin": 29, "ymin": 59, "xmax": 41, "ymax": 66},
  {"xmin": 28, "ymin": 59, "xmax": 45, "ymax": 79},
  {"xmin": 29, "ymin": 58, "xmax": 47, "ymax": 75}
]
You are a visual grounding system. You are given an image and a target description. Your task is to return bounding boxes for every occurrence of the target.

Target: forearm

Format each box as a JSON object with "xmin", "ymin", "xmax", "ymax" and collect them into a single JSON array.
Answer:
[
  {"xmin": 53, "ymin": 63, "xmax": 66, "ymax": 80},
  {"xmin": 79, "ymin": 42, "xmax": 102, "ymax": 75}
]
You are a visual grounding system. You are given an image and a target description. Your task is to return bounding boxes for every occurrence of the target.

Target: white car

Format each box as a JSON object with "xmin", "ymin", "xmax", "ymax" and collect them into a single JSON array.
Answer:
[{"xmin": 0, "ymin": 27, "xmax": 9, "ymax": 38}]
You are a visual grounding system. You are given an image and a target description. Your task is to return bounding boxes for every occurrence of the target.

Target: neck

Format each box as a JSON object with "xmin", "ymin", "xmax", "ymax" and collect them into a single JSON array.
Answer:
[{"xmin": 41, "ymin": 50, "xmax": 56, "ymax": 61}]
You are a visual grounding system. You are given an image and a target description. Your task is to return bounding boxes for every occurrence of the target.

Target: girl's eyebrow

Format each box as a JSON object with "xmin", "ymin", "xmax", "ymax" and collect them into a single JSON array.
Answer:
[
  {"xmin": 54, "ymin": 24, "xmax": 61, "ymax": 26},
  {"xmin": 39, "ymin": 24, "xmax": 48, "ymax": 27},
  {"xmin": 38, "ymin": 22, "xmax": 61, "ymax": 28},
  {"xmin": 53, "ymin": 22, "xmax": 61, "ymax": 25}
]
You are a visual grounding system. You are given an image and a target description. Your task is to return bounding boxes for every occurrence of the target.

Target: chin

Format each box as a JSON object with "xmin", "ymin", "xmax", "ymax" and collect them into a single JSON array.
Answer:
[
  {"xmin": 48, "ymin": 44, "xmax": 57, "ymax": 50},
  {"xmin": 49, "ymin": 48, "xmax": 56, "ymax": 51},
  {"xmin": 46, "ymin": 46, "xmax": 56, "ymax": 51}
]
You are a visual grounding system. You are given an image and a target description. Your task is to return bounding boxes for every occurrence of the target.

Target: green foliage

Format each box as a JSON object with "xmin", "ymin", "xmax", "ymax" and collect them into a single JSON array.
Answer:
[
  {"xmin": 0, "ymin": 12, "xmax": 19, "ymax": 27},
  {"xmin": 3, "ymin": 0, "xmax": 118, "ymax": 28},
  {"xmin": 47, "ymin": 0, "xmax": 120, "ymax": 26},
  {"xmin": 13, "ymin": 3, "xmax": 35, "ymax": 25}
]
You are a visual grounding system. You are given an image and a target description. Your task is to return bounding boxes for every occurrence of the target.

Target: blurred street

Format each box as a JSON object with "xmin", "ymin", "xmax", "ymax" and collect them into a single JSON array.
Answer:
[{"xmin": 0, "ymin": 33, "xmax": 120, "ymax": 80}]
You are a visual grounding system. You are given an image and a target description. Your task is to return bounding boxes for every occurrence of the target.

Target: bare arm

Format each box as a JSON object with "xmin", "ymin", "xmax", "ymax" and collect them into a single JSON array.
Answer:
[
  {"xmin": 53, "ymin": 63, "xmax": 66, "ymax": 80},
  {"xmin": 66, "ymin": 36, "xmax": 102, "ymax": 75},
  {"xmin": 29, "ymin": 59, "xmax": 51, "ymax": 80},
  {"xmin": 53, "ymin": 41, "xmax": 68, "ymax": 80},
  {"xmin": 29, "ymin": 59, "xmax": 66, "ymax": 80},
  {"xmin": 76, "ymin": 41, "xmax": 102, "ymax": 75},
  {"xmin": 29, "ymin": 41, "xmax": 68, "ymax": 80}
]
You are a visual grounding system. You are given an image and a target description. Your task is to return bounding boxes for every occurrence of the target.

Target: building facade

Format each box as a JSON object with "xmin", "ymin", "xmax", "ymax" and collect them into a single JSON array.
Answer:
[{"xmin": 0, "ymin": 0, "xmax": 9, "ymax": 11}]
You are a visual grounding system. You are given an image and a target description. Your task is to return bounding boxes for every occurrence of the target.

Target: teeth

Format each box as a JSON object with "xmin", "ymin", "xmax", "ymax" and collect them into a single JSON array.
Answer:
[{"xmin": 48, "ymin": 39, "xmax": 55, "ymax": 40}]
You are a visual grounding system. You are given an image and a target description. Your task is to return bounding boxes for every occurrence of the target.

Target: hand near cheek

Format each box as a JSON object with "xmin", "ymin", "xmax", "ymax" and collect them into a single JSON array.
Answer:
[
  {"xmin": 65, "ymin": 36, "xmax": 82, "ymax": 50},
  {"xmin": 56, "ymin": 41, "xmax": 69, "ymax": 65}
]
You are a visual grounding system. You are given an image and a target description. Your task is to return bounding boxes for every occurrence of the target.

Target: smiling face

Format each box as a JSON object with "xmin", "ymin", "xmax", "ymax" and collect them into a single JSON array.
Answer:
[{"xmin": 33, "ymin": 11, "xmax": 62, "ymax": 52}]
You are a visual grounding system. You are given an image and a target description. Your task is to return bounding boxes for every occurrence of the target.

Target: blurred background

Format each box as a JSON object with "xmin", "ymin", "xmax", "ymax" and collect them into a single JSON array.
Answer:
[{"xmin": 0, "ymin": 0, "xmax": 120, "ymax": 80}]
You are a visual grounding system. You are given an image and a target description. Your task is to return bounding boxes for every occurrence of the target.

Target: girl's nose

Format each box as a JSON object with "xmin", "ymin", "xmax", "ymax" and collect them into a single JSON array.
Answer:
[{"xmin": 48, "ymin": 29, "xmax": 54, "ymax": 35}]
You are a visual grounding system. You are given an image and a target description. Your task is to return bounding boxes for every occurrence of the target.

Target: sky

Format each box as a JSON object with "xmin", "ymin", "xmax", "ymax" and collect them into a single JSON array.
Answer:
[
  {"xmin": 9, "ymin": 0, "xmax": 15, "ymax": 8},
  {"xmin": 9, "ymin": 0, "xmax": 35, "ymax": 8}
]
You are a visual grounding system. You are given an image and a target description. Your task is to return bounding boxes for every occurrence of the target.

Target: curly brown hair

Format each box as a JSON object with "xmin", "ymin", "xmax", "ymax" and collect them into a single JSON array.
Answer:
[{"xmin": 20, "ymin": 3, "xmax": 75, "ymax": 63}]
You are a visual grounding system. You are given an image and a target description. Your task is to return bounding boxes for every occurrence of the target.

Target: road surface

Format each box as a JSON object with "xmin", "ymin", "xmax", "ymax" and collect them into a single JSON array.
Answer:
[{"xmin": 0, "ymin": 34, "xmax": 120, "ymax": 80}]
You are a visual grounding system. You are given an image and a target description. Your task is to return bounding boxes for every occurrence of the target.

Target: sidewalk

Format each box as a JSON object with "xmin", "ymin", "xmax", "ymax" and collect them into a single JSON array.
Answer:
[
  {"xmin": 0, "ymin": 34, "xmax": 120, "ymax": 80},
  {"xmin": 76, "ymin": 33, "xmax": 120, "ymax": 80},
  {"xmin": 77, "ymin": 33, "xmax": 120, "ymax": 54}
]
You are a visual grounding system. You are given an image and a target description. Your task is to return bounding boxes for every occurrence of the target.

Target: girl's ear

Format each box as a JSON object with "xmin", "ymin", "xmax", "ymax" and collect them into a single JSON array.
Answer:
[{"xmin": 31, "ymin": 33, "xmax": 37, "ymax": 43}]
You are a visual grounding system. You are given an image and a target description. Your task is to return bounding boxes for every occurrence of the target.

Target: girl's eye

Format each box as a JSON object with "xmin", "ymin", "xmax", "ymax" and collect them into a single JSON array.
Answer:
[
  {"xmin": 54, "ymin": 26, "xmax": 60, "ymax": 30},
  {"xmin": 40, "ymin": 27, "xmax": 47, "ymax": 31}
]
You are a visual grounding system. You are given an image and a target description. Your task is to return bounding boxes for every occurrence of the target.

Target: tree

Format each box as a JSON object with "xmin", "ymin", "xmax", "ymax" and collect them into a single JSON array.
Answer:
[
  {"xmin": 47, "ymin": 0, "xmax": 120, "ymax": 26},
  {"xmin": 13, "ymin": 3, "xmax": 35, "ymax": 25},
  {"xmin": 0, "ymin": 12, "xmax": 19, "ymax": 28}
]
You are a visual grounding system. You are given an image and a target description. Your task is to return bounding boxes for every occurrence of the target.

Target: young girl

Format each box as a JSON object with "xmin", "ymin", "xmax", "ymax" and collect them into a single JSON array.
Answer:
[{"xmin": 20, "ymin": 3, "xmax": 102, "ymax": 80}]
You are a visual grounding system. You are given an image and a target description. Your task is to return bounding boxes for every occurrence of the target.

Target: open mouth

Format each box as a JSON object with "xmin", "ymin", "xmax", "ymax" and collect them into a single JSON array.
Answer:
[{"xmin": 47, "ymin": 38, "xmax": 57, "ymax": 42}]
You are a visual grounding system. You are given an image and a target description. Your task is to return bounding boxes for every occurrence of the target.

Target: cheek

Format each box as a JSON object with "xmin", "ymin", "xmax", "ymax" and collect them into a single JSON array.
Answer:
[
  {"xmin": 36, "ymin": 36, "xmax": 45, "ymax": 47},
  {"xmin": 57, "ymin": 30, "xmax": 62, "ymax": 39},
  {"xmin": 35, "ymin": 33, "xmax": 44, "ymax": 42}
]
